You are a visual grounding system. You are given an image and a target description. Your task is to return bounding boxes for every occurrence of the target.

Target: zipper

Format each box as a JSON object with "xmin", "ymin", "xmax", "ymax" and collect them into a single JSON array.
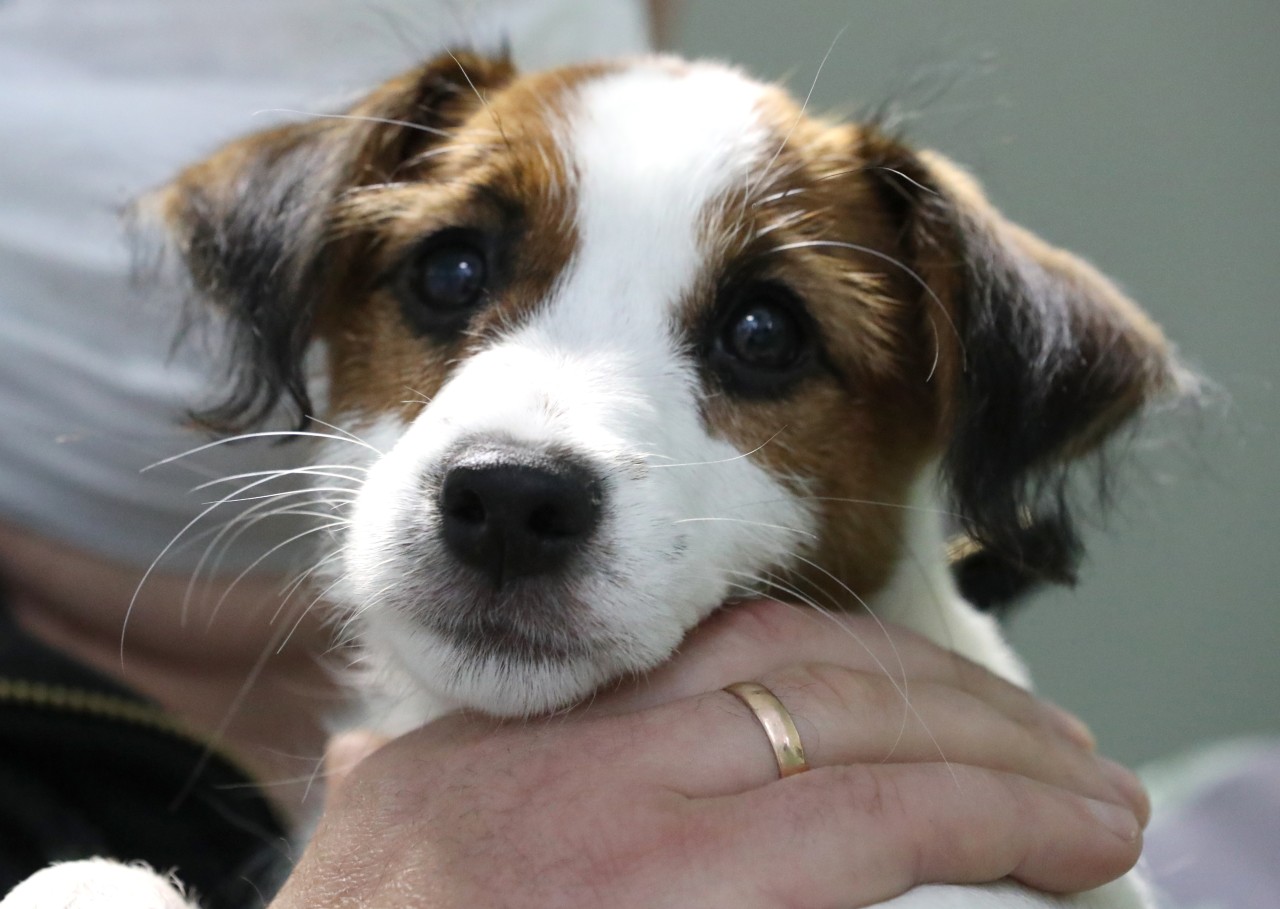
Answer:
[{"xmin": 0, "ymin": 675, "xmax": 248, "ymax": 777}]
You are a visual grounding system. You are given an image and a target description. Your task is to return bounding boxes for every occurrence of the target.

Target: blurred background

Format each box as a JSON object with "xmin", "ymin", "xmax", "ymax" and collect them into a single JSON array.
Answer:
[{"xmin": 665, "ymin": 1, "xmax": 1278, "ymax": 768}]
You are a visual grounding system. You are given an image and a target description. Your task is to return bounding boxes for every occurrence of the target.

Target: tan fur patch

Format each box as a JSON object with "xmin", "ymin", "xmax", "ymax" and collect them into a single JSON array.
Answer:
[
  {"xmin": 684, "ymin": 91, "xmax": 949, "ymax": 603},
  {"xmin": 319, "ymin": 67, "xmax": 613, "ymax": 427}
]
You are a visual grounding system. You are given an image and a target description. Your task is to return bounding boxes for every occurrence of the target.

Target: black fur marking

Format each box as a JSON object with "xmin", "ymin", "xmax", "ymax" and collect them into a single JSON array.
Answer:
[
  {"xmin": 863, "ymin": 134, "xmax": 1167, "ymax": 608},
  {"xmin": 177, "ymin": 125, "xmax": 345, "ymax": 432},
  {"xmin": 939, "ymin": 200, "xmax": 1164, "ymax": 594}
]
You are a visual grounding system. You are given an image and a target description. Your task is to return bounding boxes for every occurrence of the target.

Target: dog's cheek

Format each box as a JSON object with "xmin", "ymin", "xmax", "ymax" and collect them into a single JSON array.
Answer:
[{"xmin": 700, "ymin": 380, "xmax": 936, "ymax": 606}]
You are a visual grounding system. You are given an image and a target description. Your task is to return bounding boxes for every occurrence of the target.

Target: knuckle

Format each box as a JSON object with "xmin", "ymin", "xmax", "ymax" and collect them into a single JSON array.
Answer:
[
  {"xmin": 825, "ymin": 763, "xmax": 908, "ymax": 823},
  {"xmin": 774, "ymin": 661, "xmax": 890, "ymax": 720}
]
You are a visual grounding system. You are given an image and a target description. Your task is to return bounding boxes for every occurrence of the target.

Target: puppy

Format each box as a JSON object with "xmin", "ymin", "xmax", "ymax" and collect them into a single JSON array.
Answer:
[{"xmin": 36, "ymin": 51, "xmax": 1184, "ymax": 907}]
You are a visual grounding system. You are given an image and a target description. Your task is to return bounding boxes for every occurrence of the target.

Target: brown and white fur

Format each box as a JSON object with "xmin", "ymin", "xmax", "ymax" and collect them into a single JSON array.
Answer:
[{"xmin": 18, "ymin": 52, "xmax": 1181, "ymax": 908}]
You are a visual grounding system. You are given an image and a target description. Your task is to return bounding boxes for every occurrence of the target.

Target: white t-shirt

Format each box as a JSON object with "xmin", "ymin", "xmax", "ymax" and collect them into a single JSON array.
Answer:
[{"xmin": 0, "ymin": 0, "xmax": 649, "ymax": 571}]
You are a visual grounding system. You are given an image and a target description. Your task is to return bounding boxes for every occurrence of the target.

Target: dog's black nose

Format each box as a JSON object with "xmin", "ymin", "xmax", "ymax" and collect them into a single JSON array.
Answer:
[{"xmin": 439, "ymin": 459, "xmax": 603, "ymax": 587}]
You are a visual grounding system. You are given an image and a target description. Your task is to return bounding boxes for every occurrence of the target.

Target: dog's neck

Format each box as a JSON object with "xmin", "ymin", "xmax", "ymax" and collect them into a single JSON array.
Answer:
[{"xmin": 869, "ymin": 474, "xmax": 1030, "ymax": 688}]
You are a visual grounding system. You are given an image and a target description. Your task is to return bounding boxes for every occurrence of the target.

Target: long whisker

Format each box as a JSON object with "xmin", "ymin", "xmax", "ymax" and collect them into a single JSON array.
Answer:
[
  {"xmin": 183, "ymin": 493, "xmax": 354, "ymax": 616},
  {"xmin": 765, "ymin": 237, "xmax": 960, "ymax": 380},
  {"xmin": 795, "ymin": 494, "xmax": 962, "ymax": 520},
  {"xmin": 123, "ymin": 468, "xmax": 335, "ymax": 661},
  {"xmin": 211, "ymin": 485, "xmax": 359, "ymax": 506},
  {"xmin": 786, "ymin": 553, "xmax": 959, "ymax": 784},
  {"xmin": 193, "ymin": 464, "xmax": 367, "ymax": 493},
  {"xmin": 201, "ymin": 519, "xmax": 350, "ymax": 631},
  {"xmin": 708, "ymin": 567, "xmax": 913, "ymax": 768},
  {"xmin": 308, "ymin": 416, "xmax": 381, "ymax": 453},
  {"xmin": 180, "ymin": 474, "xmax": 354, "ymax": 590},
  {"xmin": 169, "ymin": 591, "xmax": 318, "ymax": 811},
  {"xmin": 446, "ymin": 49, "xmax": 509, "ymax": 147},
  {"xmin": 670, "ymin": 516, "xmax": 818, "ymax": 540},
  {"xmin": 748, "ymin": 24, "xmax": 849, "ymax": 200},
  {"xmin": 251, "ymin": 108, "xmax": 491, "ymax": 141},
  {"xmin": 648, "ymin": 427, "xmax": 786, "ymax": 469},
  {"xmin": 279, "ymin": 549, "xmax": 347, "ymax": 606},
  {"xmin": 144, "ymin": 430, "xmax": 382, "ymax": 472},
  {"xmin": 276, "ymin": 572, "xmax": 351, "ymax": 655}
]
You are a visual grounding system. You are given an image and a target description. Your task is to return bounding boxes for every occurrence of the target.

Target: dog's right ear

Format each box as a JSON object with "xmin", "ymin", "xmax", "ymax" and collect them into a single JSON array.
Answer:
[{"xmin": 145, "ymin": 51, "xmax": 516, "ymax": 432}]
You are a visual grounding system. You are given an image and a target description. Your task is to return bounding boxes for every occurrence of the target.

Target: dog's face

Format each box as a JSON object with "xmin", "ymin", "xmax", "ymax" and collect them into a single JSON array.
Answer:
[{"xmin": 156, "ymin": 53, "xmax": 1174, "ymax": 715}]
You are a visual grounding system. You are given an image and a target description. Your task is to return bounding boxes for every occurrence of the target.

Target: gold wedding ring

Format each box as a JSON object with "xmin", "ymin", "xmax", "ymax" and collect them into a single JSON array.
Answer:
[{"xmin": 724, "ymin": 681, "xmax": 810, "ymax": 779}]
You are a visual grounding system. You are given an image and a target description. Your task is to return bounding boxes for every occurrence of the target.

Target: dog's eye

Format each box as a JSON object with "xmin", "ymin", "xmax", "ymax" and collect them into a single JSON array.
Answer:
[
  {"xmin": 421, "ymin": 243, "xmax": 486, "ymax": 309},
  {"xmin": 725, "ymin": 297, "xmax": 804, "ymax": 369},
  {"xmin": 708, "ymin": 282, "xmax": 816, "ymax": 396},
  {"xmin": 397, "ymin": 230, "xmax": 490, "ymax": 335}
]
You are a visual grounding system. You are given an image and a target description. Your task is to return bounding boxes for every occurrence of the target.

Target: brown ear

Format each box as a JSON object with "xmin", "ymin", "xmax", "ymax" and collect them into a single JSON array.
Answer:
[
  {"xmin": 147, "ymin": 50, "xmax": 516, "ymax": 432},
  {"xmin": 864, "ymin": 138, "xmax": 1180, "ymax": 595}
]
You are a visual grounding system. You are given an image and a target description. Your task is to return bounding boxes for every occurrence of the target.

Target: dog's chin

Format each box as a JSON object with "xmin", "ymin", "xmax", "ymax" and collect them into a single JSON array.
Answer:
[
  {"xmin": 388, "ymin": 634, "xmax": 635, "ymax": 718},
  {"xmin": 358, "ymin": 603, "xmax": 675, "ymax": 719}
]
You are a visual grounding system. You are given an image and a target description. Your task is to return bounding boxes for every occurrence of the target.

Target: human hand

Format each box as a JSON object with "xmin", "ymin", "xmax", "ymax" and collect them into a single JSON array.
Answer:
[{"xmin": 271, "ymin": 599, "xmax": 1148, "ymax": 909}]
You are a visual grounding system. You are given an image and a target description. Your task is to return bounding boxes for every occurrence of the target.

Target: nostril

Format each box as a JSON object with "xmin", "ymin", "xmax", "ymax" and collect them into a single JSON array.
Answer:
[
  {"xmin": 528, "ymin": 491, "xmax": 597, "ymax": 539},
  {"xmin": 443, "ymin": 485, "xmax": 486, "ymax": 526},
  {"xmin": 528, "ymin": 502, "xmax": 563, "ymax": 537}
]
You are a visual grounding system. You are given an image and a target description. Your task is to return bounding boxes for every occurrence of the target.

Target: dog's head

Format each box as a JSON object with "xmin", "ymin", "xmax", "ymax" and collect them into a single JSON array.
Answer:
[{"xmin": 154, "ymin": 52, "xmax": 1178, "ymax": 714}]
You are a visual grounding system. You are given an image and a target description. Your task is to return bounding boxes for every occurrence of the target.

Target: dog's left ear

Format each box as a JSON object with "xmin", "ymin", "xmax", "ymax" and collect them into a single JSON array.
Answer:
[{"xmin": 862, "ymin": 136, "xmax": 1182, "ymax": 595}]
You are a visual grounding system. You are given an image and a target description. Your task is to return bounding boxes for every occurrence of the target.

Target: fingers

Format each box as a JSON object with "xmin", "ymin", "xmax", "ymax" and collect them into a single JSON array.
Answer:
[
  {"xmin": 594, "ymin": 599, "xmax": 1096, "ymax": 753},
  {"xmin": 618, "ymin": 662, "xmax": 1145, "ymax": 821},
  {"xmin": 700, "ymin": 762, "xmax": 1142, "ymax": 905}
]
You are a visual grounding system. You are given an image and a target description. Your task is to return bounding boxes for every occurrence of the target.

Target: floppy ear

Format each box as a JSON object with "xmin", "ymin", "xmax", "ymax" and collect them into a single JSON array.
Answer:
[
  {"xmin": 863, "ymin": 137, "xmax": 1180, "ymax": 597},
  {"xmin": 147, "ymin": 50, "xmax": 516, "ymax": 432}
]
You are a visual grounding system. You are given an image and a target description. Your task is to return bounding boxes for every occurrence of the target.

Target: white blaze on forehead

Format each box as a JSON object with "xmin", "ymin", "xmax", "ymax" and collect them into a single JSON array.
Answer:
[
  {"xmin": 553, "ymin": 62, "xmax": 772, "ymax": 330},
  {"xmin": 336, "ymin": 63, "xmax": 815, "ymax": 720}
]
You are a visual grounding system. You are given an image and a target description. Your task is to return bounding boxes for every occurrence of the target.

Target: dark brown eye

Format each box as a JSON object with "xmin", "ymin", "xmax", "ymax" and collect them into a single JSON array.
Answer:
[
  {"xmin": 724, "ymin": 297, "xmax": 805, "ymax": 369},
  {"xmin": 398, "ymin": 229, "xmax": 490, "ymax": 336},
  {"xmin": 707, "ymin": 281, "xmax": 817, "ymax": 397},
  {"xmin": 420, "ymin": 243, "xmax": 486, "ymax": 310}
]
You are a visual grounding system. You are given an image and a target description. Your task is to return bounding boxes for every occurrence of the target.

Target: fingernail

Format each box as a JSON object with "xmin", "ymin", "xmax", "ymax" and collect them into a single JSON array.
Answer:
[
  {"xmin": 1086, "ymin": 798, "xmax": 1141, "ymax": 842},
  {"xmin": 1098, "ymin": 757, "xmax": 1152, "ymax": 828},
  {"xmin": 1048, "ymin": 704, "xmax": 1097, "ymax": 751}
]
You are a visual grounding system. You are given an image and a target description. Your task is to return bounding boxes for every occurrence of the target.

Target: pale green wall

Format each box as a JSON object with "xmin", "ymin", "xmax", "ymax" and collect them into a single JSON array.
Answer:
[{"xmin": 670, "ymin": 1, "xmax": 1280, "ymax": 766}]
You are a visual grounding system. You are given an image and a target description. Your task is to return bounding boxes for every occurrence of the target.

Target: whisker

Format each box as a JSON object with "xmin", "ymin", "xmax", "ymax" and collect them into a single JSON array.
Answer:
[
  {"xmin": 330, "ymin": 580, "xmax": 400, "ymax": 649},
  {"xmin": 193, "ymin": 496, "xmax": 351, "ymax": 587},
  {"xmin": 865, "ymin": 165, "xmax": 941, "ymax": 196},
  {"xmin": 707, "ymin": 567, "xmax": 918, "ymax": 769},
  {"xmin": 282, "ymin": 546, "xmax": 350, "ymax": 593},
  {"xmin": 123, "ymin": 468, "xmax": 334, "ymax": 660},
  {"xmin": 210, "ymin": 486, "xmax": 359, "ymax": 506},
  {"xmin": 307, "ymin": 416, "xmax": 381, "ymax": 453},
  {"xmin": 755, "ymin": 186, "xmax": 809, "ymax": 208},
  {"xmin": 202, "ymin": 519, "xmax": 350, "ymax": 631},
  {"xmin": 144, "ymin": 430, "xmax": 382, "ymax": 472},
  {"xmin": 648, "ymin": 427, "xmax": 786, "ymax": 469},
  {"xmin": 177, "ymin": 483, "xmax": 353, "ymax": 619},
  {"xmin": 277, "ymin": 573, "xmax": 349, "ymax": 655},
  {"xmin": 193, "ymin": 464, "xmax": 367, "ymax": 493},
  {"xmin": 765, "ymin": 237, "xmax": 961, "ymax": 363},
  {"xmin": 796, "ymin": 494, "xmax": 962, "ymax": 520},
  {"xmin": 250, "ymin": 108, "xmax": 493, "ymax": 142},
  {"xmin": 446, "ymin": 49, "xmax": 509, "ymax": 147},
  {"xmin": 169, "ymin": 591, "xmax": 319, "ymax": 811},
  {"xmin": 670, "ymin": 516, "xmax": 818, "ymax": 540},
  {"xmin": 786, "ymin": 553, "xmax": 959, "ymax": 783},
  {"xmin": 748, "ymin": 24, "xmax": 849, "ymax": 200}
]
